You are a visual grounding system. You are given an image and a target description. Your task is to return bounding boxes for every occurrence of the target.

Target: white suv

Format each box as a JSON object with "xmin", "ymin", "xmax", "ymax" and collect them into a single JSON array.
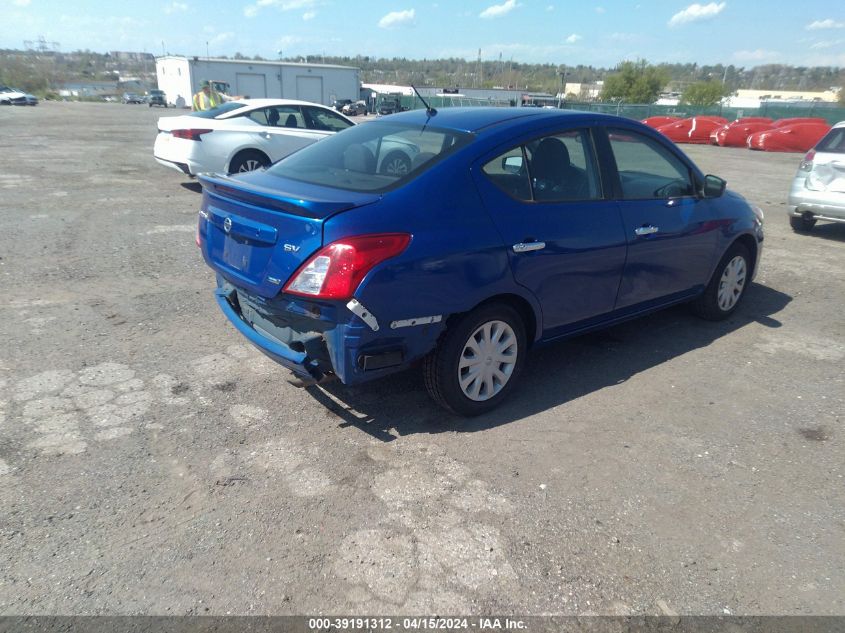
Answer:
[{"xmin": 788, "ymin": 121, "xmax": 845, "ymax": 232}]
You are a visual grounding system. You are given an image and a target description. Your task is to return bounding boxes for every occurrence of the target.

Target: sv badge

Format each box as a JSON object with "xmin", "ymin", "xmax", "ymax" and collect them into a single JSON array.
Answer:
[{"xmin": 284, "ymin": 244, "xmax": 301, "ymax": 252}]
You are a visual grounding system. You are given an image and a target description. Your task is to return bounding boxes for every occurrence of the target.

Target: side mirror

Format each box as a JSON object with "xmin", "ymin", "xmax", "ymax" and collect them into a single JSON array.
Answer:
[
  {"xmin": 502, "ymin": 155, "xmax": 523, "ymax": 173},
  {"xmin": 703, "ymin": 174, "xmax": 727, "ymax": 198}
]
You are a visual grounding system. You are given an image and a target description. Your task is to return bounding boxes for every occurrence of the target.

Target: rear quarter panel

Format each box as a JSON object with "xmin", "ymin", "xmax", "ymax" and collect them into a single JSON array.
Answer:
[{"xmin": 323, "ymin": 151, "xmax": 543, "ymax": 350}]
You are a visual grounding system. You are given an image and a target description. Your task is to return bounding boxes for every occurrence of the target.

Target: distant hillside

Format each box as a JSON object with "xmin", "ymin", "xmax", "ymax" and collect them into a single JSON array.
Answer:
[{"xmin": 1, "ymin": 48, "xmax": 842, "ymax": 99}]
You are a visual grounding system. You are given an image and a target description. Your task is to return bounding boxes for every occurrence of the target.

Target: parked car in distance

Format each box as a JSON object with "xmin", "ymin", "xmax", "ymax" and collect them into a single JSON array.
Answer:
[
  {"xmin": 342, "ymin": 100, "xmax": 368, "ymax": 117},
  {"xmin": 747, "ymin": 122, "xmax": 831, "ymax": 152},
  {"xmin": 122, "ymin": 92, "xmax": 145, "ymax": 104},
  {"xmin": 787, "ymin": 121, "xmax": 845, "ymax": 232},
  {"xmin": 147, "ymin": 89, "xmax": 168, "ymax": 108},
  {"xmin": 155, "ymin": 99, "xmax": 364, "ymax": 177},
  {"xmin": 332, "ymin": 99, "xmax": 353, "ymax": 112},
  {"xmin": 712, "ymin": 119, "xmax": 774, "ymax": 147},
  {"xmin": 377, "ymin": 97, "xmax": 406, "ymax": 116},
  {"xmin": 0, "ymin": 85, "xmax": 38, "ymax": 106},
  {"xmin": 196, "ymin": 108, "xmax": 764, "ymax": 416}
]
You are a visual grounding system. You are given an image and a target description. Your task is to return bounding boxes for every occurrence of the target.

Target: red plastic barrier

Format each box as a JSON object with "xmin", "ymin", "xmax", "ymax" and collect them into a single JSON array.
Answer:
[
  {"xmin": 746, "ymin": 123, "xmax": 831, "ymax": 152},
  {"xmin": 641, "ymin": 116, "xmax": 681, "ymax": 129},
  {"xmin": 657, "ymin": 117, "xmax": 724, "ymax": 144},
  {"xmin": 715, "ymin": 121, "xmax": 775, "ymax": 147},
  {"xmin": 770, "ymin": 117, "xmax": 828, "ymax": 129}
]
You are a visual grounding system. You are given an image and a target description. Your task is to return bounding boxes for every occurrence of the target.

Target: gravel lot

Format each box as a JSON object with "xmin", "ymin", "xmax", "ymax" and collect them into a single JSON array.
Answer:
[{"xmin": 0, "ymin": 101, "xmax": 842, "ymax": 617}]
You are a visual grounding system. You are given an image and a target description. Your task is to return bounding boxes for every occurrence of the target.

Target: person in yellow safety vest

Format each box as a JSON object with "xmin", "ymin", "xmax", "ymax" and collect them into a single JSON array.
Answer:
[{"xmin": 192, "ymin": 81, "xmax": 222, "ymax": 111}]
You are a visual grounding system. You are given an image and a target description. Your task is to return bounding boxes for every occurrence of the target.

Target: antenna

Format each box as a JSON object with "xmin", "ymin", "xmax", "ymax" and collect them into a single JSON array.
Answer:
[{"xmin": 411, "ymin": 85, "xmax": 436, "ymax": 117}]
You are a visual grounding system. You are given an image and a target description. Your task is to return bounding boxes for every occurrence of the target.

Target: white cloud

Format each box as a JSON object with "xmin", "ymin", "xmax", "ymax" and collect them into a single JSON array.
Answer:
[
  {"xmin": 302, "ymin": 10, "xmax": 315, "ymax": 20},
  {"xmin": 609, "ymin": 32, "xmax": 638, "ymax": 42},
  {"xmin": 276, "ymin": 35, "xmax": 304, "ymax": 48},
  {"xmin": 209, "ymin": 32, "xmax": 233, "ymax": 45},
  {"xmin": 595, "ymin": 6, "xmax": 606, "ymax": 13},
  {"xmin": 164, "ymin": 1, "xmax": 187, "ymax": 14},
  {"xmin": 244, "ymin": 0, "xmax": 316, "ymax": 18},
  {"xmin": 13, "ymin": 0, "xmax": 31, "ymax": 6},
  {"xmin": 668, "ymin": 2, "xmax": 726, "ymax": 27},
  {"xmin": 378, "ymin": 9, "xmax": 415, "ymax": 29},
  {"xmin": 480, "ymin": 0, "xmax": 519, "ymax": 20},
  {"xmin": 806, "ymin": 19, "xmax": 845, "ymax": 30},
  {"xmin": 546, "ymin": 4, "xmax": 554, "ymax": 11},
  {"xmin": 809, "ymin": 39, "xmax": 842, "ymax": 49},
  {"xmin": 732, "ymin": 49, "xmax": 780, "ymax": 62},
  {"xmin": 565, "ymin": 33, "xmax": 582, "ymax": 44}
]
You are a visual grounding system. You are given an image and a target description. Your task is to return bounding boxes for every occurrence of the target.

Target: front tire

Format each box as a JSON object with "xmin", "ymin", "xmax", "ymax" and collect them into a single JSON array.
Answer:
[
  {"xmin": 789, "ymin": 215, "xmax": 816, "ymax": 232},
  {"xmin": 423, "ymin": 303, "xmax": 527, "ymax": 416},
  {"xmin": 229, "ymin": 150, "xmax": 270, "ymax": 174},
  {"xmin": 690, "ymin": 242, "xmax": 751, "ymax": 321}
]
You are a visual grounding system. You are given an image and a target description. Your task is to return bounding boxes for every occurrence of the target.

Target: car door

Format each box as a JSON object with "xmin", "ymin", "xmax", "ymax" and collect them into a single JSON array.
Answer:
[
  {"xmin": 601, "ymin": 127, "xmax": 720, "ymax": 309},
  {"xmin": 473, "ymin": 127, "xmax": 627, "ymax": 337},
  {"xmin": 246, "ymin": 105, "xmax": 321, "ymax": 162}
]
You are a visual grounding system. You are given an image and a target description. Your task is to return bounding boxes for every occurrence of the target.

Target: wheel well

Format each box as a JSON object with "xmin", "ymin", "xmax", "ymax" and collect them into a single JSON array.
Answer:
[
  {"xmin": 228, "ymin": 148, "xmax": 269, "ymax": 171},
  {"xmin": 733, "ymin": 233, "xmax": 758, "ymax": 278},
  {"xmin": 445, "ymin": 294, "xmax": 538, "ymax": 345}
]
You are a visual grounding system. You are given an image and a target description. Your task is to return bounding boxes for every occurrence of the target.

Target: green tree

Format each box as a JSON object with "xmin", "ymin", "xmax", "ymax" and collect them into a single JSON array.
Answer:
[
  {"xmin": 682, "ymin": 81, "xmax": 729, "ymax": 106},
  {"xmin": 600, "ymin": 61, "xmax": 669, "ymax": 103}
]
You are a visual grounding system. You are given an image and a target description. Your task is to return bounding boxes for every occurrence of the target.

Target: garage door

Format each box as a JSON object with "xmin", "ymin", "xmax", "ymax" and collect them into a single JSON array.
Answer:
[
  {"xmin": 236, "ymin": 73, "xmax": 267, "ymax": 99},
  {"xmin": 296, "ymin": 76, "xmax": 323, "ymax": 104}
]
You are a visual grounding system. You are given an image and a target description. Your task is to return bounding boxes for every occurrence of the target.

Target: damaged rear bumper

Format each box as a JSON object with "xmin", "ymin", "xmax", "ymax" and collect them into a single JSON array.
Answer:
[
  {"xmin": 214, "ymin": 281, "xmax": 421, "ymax": 387},
  {"xmin": 215, "ymin": 287, "xmax": 330, "ymax": 385}
]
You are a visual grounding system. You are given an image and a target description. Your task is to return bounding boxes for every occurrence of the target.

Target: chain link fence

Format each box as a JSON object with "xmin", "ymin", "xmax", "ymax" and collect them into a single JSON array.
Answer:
[{"xmin": 397, "ymin": 96, "xmax": 845, "ymax": 124}]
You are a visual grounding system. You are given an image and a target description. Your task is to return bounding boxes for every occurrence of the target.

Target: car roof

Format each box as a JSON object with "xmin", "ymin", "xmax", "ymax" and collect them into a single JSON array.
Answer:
[
  {"xmin": 227, "ymin": 98, "xmax": 333, "ymax": 109},
  {"xmin": 378, "ymin": 107, "xmax": 625, "ymax": 134}
]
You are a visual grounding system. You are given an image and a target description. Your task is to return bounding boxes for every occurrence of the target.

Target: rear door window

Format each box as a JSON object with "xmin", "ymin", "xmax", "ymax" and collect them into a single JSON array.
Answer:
[
  {"xmin": 482, "ymin": 129, "xmax": 602, "ymax": 203},
  {"xmin": 816, "ymin": 128, "xmax": 845, "ymax": 153}
]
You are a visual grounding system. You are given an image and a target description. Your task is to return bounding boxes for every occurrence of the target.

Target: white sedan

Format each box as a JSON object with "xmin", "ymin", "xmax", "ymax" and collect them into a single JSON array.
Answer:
[{"xmin": 154, "ymin": 99, "xmax": 358, "ymax": 176}]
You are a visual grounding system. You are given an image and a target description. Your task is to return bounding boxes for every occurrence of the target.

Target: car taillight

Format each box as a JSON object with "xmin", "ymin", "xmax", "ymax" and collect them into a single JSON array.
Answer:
[
  {"xmin": 171, "ymin": 128, "xmax": 213, "ymax": 141},
  {"xmin": 284, "ymin": 233, "xmax": 411, "ymax": 300},
  {"xmin": 799, "ymin": 149, "xmax": 816, "ymax": 171}
]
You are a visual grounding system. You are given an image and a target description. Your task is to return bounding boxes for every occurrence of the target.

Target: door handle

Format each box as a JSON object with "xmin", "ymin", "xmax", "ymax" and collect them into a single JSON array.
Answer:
[
  {"xmin": 512, "ymin": 241, "xmax": 546, "ymax": 253},
  {"xmin": 634, "ymin": 225, "xmax": 659, "ymax": 236}
]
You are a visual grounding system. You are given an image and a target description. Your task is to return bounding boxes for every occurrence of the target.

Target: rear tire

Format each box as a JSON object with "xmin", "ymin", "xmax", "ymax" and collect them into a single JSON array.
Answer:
[
  {"xmin": 229, "ymin": 150, "xmax": 270, "ymax": 174},
  {"xmin": 380, "ymin": 151, "xmax": 411, "ymax": 176},
  {"xmin": 789, "ymin": 215, "xmax": 816, "ymax": 232},
  {"xmin": 423, "ymin": 303, "xmax": 526, "ymax": 417},
  {"xmin": 690, "ymin": 242, "xmax": 751, "ymax": 321}
]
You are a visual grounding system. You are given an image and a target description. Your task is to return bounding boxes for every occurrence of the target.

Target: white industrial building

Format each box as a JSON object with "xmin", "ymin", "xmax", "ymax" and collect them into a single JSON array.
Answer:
[{"xmin": 155, "ymin": 56, "xmax": 360, "ymax": 107}]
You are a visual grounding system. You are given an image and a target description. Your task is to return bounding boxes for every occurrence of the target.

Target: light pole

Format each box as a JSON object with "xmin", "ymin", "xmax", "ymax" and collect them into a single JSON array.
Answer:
[{"xmin": 558, "ymin": 69, "xmax": 566, "ymax": 108}]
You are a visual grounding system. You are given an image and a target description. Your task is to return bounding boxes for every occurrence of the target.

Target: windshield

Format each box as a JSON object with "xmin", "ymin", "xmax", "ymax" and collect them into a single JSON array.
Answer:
[
  {"xmin": 266, "ymin": 121, "xmax": 472, "ymax": 192},
  {"xmin": 189, "ymin": 102, "xmax": 247, "ymax": 119}
]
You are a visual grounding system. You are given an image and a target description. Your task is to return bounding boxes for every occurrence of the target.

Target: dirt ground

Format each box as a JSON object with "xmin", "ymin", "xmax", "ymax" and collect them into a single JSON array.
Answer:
[{"xmin": 0, "ymin": 101, "xmax": 842, "ymax": 617}]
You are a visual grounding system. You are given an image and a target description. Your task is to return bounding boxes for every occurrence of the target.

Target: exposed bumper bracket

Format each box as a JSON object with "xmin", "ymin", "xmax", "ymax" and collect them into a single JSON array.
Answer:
[{"xmin": 346, "ymin": 298, "xmax": 379, "ymax": 332}]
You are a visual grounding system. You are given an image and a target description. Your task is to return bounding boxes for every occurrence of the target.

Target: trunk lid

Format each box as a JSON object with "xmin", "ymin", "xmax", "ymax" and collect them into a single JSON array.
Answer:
[{"xmin": 198, "ymin": 172, "xmax": 381, "ymax": 298}]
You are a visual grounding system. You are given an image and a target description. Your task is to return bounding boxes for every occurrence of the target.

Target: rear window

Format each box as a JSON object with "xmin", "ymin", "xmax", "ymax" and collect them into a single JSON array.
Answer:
[
  {"xmin": 816, "ymin": 128, "xmax": 845, "ymax": 153},
  {"xmin": 266, "ymin": 121, "xmax": 472, "ymax": 192},
  {"xmin": 189, "ymin": 102, "xmax": 247, "ymax": 119}
]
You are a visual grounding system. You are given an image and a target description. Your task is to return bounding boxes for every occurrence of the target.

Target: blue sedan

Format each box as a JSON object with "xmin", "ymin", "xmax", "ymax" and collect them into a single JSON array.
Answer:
[{"xmin": 197, "ymin": 108, "xmax": 764, "ymax": 416}]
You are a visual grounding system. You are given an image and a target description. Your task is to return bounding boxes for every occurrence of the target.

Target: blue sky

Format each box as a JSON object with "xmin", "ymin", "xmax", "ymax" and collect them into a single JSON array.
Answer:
[{"xmin": 2, "ymin": 0, "xmax": 844, "ymax": 68}]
